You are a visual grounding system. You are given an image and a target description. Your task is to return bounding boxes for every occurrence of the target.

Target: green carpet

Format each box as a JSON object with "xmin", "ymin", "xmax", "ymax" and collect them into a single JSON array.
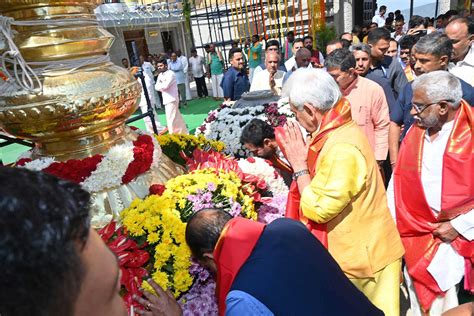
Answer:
[{"xmin": 1, "ymin": 97, "xmax": 220, "ymax": 165}]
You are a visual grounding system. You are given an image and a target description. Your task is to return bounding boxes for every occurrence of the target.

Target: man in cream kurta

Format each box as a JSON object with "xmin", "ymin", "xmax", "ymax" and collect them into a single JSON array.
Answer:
[
  {"xmin": 250, "ymin": 52, "xmax": 285, "ymax": 95},
  {"xmin": 280, "ymin": 68, "xmax": 404, "ymax": 316},
  {"xmin": 387, "ymin": 71, "xmax": 473, "ymax": 315},
  {"xmin": 155, "ymin": 58, "xmax": 188, "ymax": 134}
]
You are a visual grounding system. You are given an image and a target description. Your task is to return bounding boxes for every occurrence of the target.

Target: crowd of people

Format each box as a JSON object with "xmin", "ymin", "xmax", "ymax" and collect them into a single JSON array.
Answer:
[{"xmin": 0, "ymin": 5, "xmax": 472, "ymax": 316}]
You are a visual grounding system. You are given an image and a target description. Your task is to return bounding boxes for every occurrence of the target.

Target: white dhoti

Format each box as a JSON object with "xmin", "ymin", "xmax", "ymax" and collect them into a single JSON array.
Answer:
[
  {"xmin": 164, "ymin": 101, "xmax": 188, "ymax": 134},
  {"xmin": 404, "ymin": 266, "xmax": 459, "ymax": 316},
  {"xmin": 211, "ymin": 74, "xmax": 224, "ymax": 98},
  {"xmin": 184, "ymin": 73, "xmax": 192, "ymax": 101}
]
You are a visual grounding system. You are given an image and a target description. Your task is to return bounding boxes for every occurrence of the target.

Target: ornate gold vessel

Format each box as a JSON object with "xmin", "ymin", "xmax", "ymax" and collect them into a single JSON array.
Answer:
[
  {"xmin": 0, "ymin": 0, "xmax": 141, "ymax": 160},
  {"xmin": 0, "ymin": 0, "xmax": 183, "ymax": 226}
]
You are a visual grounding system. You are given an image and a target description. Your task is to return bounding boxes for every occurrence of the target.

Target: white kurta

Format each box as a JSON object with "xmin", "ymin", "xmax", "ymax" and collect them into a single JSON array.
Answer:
[
  {"xmin": 387, "ymin": 120, "xmax": 474, "ymax": 315},
  {"xmin": 179, "ymin": 55, "xmax": 192, "ymax": 100},
  {"xmin": 249, "ymin": 70, "xmax": 285, "ymax": 95},
  {"xmin": 155, "ymin": 70, "xmax": 188, "ymax": 134}
]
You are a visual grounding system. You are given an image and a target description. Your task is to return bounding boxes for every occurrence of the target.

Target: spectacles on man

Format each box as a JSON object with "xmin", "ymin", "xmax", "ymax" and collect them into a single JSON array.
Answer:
[
  {"xmin": 412, "ymin": 102, "xmax": 437, "ymax": 114},
  {"xmin": 412, "ymin": 100, "xmax": 451, "ymax": 114}
]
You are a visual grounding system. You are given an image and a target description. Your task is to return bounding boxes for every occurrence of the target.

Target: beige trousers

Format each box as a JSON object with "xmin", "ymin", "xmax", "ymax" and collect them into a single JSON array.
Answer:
[{"xmin": 164, "ymin": 101, "xmax": 188, "ymax": 134}]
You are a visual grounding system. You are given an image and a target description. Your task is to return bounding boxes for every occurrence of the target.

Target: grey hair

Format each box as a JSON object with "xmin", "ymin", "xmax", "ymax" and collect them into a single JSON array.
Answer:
[
  {"xmin": 282, "ymin": 68, "xmax": 342, "ymax": 112},
  {"xmin": 350, "ymin": 43, "xmax": 371, "ymax": 56},
  {"xmin": 413, "ymin": 32, "xmax": 453, "ymax": 61},
  {"xmin": 412, "ymin": 71, "xmax": 462, "ymax": 109}
]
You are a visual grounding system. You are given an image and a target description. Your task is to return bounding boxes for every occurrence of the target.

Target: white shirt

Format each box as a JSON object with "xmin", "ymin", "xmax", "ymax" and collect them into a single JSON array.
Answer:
[
  {"xmin": 449, "ymin": 43, "xmax": 474, "ymax": 87},
  {"xmin": 284, "ymin": 56, "xmax": 296, "ymax": 72},
  {"xmin": 178, "ymin": 55, "xmax": 188, "ymax": 74},
  {"xmin": 387, "ymin": 120, "xmax": 473, "ymax": 291},
  {"xmin": 372, "ymin": 14, "xmax": 386, "ymax": 27},
  {"xmin": 155, "ymin": 70, "xmax": 178, "ymax": 104},
  {"xmin": 189, "ymin": 55, "xmax": 205, "ymax": 78},
  {"xmin": 250, "ymin": 69, "xmax": 286, "ymax": 95},
  {"xmin": 141, "ymin": 61, "xmax": 155, "ymax": 81}
]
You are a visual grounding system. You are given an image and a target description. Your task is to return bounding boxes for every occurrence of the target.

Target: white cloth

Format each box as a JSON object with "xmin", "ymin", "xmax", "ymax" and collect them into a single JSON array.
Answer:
[
  {"xmin": 372, "ymin": 14, "xmax": 386, "ymax": 27},
  {"xmin": 250, "ymin": 69, "xmax": 285, "ymax": 94},
  {"xmin": 387, "ymin": 119, "xmax": 474, "ymax": 314},
  {"xmin": 179, "ymin": 55, "xmax": 192, "ymax": 100},
  {"xmin": 155, "ymin": 70, "xmax": 178, "ymax": 104},
  {"xmin": 189, "ymin": 55, "xmax": 205, "ymax": 78},
  {"xmin": 211, "ymin": 73, "xmax": 224, "ymax": 98},
  {"xmin": 449, "ymin": 43, "xmax": 474, "ymax": 87},
  {"xmin": 284, "ymin": 56, "xmax": 296, "ymax": 72},
  {"xmin": 404, "ymin": 267, "xmax": 459, "ymax": 316},
  {"xmin": 139, "ymin": 61, "xmax": 160, "ymax": 111},
  {"xmin": 138, "ymin": 80, "xmax": 162, "ymax": 133},
  {"xmin": 164, "ymin": 100, "xmax": 188, "ymax": 134}
]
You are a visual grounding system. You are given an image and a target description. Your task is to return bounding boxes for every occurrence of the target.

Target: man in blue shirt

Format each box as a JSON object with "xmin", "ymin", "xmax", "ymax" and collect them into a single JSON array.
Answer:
[
  {"xmin": 366, "ymin": 28, "xmax": 409, "ymax": 99},
  {"xmin": 390, "ymin": 32, "xmax": 474, "ymax": 165},
  {"xmin": 136, "ymin": 209, "xmax": 383, "ymax": 315},
  {"xmin": 168, "ymin": 52, "xmax": 187, "ymax": 107},
  {"xmin": 221, "ymin": 48, "xmax": 250, "ymax": 101}
]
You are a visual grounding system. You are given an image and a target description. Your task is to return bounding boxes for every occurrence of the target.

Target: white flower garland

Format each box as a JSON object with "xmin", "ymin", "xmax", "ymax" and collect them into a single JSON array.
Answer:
[{"xmin": 196, "ymin": 100, "xmax": 295, "ymax": 157}]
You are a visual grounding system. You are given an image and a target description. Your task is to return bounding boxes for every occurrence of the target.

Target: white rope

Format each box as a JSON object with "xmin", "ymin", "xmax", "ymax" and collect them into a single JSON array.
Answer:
[
  {"xmin": 0, "ymin": 15, "xmax": 112, "ymax": 94},
  {"xmin": 1, "ymin": 16, "xmax": 42, "ymax": 93}
]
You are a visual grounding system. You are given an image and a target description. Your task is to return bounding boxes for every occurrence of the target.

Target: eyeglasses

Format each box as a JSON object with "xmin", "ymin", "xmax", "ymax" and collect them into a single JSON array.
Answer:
[
  {"xmin": 412, "ymin": 102, "xmax": 436, "ymax": 114},
  {"xmin": 412, "ymin": 100, "xmax": 451, "ymax": 114}
]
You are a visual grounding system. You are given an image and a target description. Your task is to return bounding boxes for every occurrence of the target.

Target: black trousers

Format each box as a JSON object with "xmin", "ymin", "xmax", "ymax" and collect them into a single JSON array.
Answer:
[{"xmin": 194, "ymin": 76, "xmax": 208, "ymax": 97}]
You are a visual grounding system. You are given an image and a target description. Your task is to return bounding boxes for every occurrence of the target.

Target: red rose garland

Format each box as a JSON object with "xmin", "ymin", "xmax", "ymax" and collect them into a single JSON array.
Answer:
[
  {"xmin": 122, "ymin": 135, "xmax": 155, "ymax": 184},
  {"xmin": 44, "ymin": 155, "xmax": 104, "ymax": 184}
]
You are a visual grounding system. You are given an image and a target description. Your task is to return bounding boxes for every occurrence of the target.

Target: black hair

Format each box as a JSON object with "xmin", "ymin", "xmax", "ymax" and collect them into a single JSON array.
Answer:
[
  {"xmin": 367, "ymin": 27, "xmax": 391, "ymax": 44},
  {"xmin": 157, "ymin": 56, "xmax": 168, "ymax": 65},
  {"xmin": 303, "ymin": 35, "xmax": 313, "ymax": 43},
  {"xmin": 341, "ymin": 39, "xmax": 351, "ymax": 49},
  {"xmin": 191, "ymin": 48, "xmax": 197, "ymax": 53},
  {"xmin": 444, "ymin": 10, "xmax": 458, "ymax": 21},
  {"xmin": 229, "ymin": 47, "xmax": 243, "ymax": 60},
  {"xmin": 325, "ymin": 48, "xmax": 356, "ymax": 72},
  {"xmin": 395, "ymin": 15, "xmax": 405, "ymax": 22},
  {"xmin": 286, "ymin": 31, "xmax": 294, "ymax": 36},
  {"xmin": 0, "ymin": 167, "xmax": 91, "ymax": 316},
  {"xmin": 185, "ymin": 208, "xmax": 233, "ymax": 260},
  {"xmin": 240, "ymin": 118, "xmax": 275, "ymax": 147},
  {"xmin": 379, "ymin": 5, "xmax": 387, "ymax": 11},
  {"xmin": 409, "ymin": 15, "xmax": 427, "ymax": 29},
  {"xmin": 294, "ymin": 37, "xmax": 304, "ymax": 44},
  {"xmin": 122, "ymin": 57, "xmax": 128, "ymax": 61},
  {"xmin": 252, "ymin": 34, "xmax": 260, "ymax": 40},
  {"xmin": 399, "ymin": 35, "xmax": 415, "ymax": 50},
  {"xmin": 266, "ymin": 39, "xmax": 280, "ymax": 50},
  {"xmin": 339, "ymin": 32, "xmax": 351, "ymax": 39}
]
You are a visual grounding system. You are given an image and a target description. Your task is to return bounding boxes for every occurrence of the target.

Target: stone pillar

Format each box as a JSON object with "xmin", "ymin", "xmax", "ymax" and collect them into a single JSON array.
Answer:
[
  {"xmin": 438, "ymin": 0, "xmax": 458, "ymax": 14},
  {"xmin": 333, "ymin": 0, "xmax": 354, "ymax": 35},
  {"xmin": 343, "ymin": 0, "xmax": 353, "ymax": 33}
]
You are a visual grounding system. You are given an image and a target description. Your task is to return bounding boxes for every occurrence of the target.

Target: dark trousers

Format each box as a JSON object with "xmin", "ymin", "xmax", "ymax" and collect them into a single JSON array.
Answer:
[{"xmin": 195, "ymin": 76, "xmax": 208, "ymax": 97}]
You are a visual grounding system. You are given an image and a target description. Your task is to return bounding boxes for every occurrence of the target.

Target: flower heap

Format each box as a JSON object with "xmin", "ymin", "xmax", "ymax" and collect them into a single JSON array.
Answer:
[
  {"xmin": 196, "ymin": 100, "xmax": 294, "ymax": 157},
  {"xmin": 120, "ymin": 148, "xmax": 289, "ymax": 314},
  {"xmin": 16, "ymin": 130, "xmax": 162, "ymax": 226},
  {"xmin": 156, "ymin": 134, "xmax": 225, "ymax": 166}
]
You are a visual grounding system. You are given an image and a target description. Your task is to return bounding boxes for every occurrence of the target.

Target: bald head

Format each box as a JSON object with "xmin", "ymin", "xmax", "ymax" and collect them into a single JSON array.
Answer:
[
  {"xmin": 265, "ymin": 51, "xmax": 280, "ymax": 74},
  {"xmin": 185, "ymin": 209, "xmax": 232, "ymax": 260},
  {"xmin": 445, "ymin": 18, "xmax": 474, "ymax": 62},
  {"xmin": 295, "ymin": 47, "xmax": 312, "ymax": 68}
]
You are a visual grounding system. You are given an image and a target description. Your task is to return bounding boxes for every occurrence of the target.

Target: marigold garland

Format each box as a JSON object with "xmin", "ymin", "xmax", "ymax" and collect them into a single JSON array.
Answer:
[
  {"xmin": 121, "ymin": 195, "xmax": 194, "ymax": 298},
  {"xmin": 156, "ymin": 134, "xmax": 225, "ymax": 166}
]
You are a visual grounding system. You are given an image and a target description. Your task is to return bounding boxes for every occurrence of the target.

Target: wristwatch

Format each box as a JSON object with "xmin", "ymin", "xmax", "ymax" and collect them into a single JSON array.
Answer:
[{"xmin": 292, "ymin": 169, "xmax": 309, "ymax": 181}]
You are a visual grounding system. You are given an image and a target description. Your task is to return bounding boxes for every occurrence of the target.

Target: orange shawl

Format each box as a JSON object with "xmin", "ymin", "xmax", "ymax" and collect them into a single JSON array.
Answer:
[
  {"xmin": 284, "ymin": 98, "xmax": 353, "ymax": 247},
  {"xmin": 394, "ymin": 100, "xmax": 474, "ymax": 311}
]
